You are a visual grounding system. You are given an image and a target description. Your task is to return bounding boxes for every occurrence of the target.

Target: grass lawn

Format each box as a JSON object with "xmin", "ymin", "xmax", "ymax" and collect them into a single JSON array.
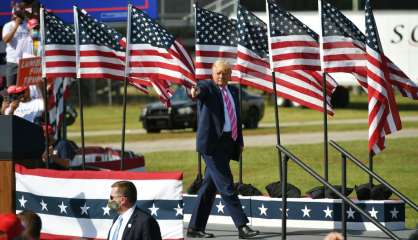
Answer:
[
  {"xmin": 144, "ymin": 137, "xmax": 418, "ymax": 229},
  {"xmin": 69, "ymin": 120, "xmax": 418, "ymax": 144}
]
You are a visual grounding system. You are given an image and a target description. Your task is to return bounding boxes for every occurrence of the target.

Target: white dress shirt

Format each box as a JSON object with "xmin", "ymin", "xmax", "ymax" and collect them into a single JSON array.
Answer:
[{"xmin": 109, "ymin": 205, "xmax": 135, "ymax": 240}]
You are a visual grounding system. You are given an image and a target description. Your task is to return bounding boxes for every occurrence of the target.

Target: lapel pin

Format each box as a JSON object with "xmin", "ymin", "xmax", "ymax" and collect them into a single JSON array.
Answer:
[{"xmin": 128, "ymin": 223, "xmax": 132, "ymax": 228}]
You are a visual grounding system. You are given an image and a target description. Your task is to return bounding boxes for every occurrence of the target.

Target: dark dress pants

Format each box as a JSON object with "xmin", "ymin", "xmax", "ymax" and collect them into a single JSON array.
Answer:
[{"xmin": 189, "ymin": 133, "xmax": 248, "ymax": 230}]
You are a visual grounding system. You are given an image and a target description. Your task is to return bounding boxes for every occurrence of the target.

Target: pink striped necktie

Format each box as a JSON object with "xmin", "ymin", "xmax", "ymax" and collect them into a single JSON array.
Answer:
[{"xmin": 221, "ymin": 87, "xmax": 238, "ymax": 141}]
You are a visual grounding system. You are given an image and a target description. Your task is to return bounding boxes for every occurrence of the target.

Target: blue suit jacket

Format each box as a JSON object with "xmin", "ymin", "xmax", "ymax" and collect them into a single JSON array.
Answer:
[{"xmin": 195, "ymin": 80, "xmax": 244, "ymax": 161}]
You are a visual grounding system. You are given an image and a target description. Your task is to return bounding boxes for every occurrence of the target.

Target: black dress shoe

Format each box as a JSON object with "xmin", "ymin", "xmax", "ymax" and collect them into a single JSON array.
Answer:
[
  {"xmin": 238, "ymin": 225, "xmax": 260, "ymax": 239},
  {"xmin": 186, "ymin": 228, "xmax": 215, "ymax": 238}
]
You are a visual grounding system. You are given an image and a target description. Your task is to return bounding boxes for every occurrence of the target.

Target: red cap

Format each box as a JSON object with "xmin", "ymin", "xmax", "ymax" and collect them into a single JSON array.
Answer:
[
  {"xmin": 42, "ymin": 124, "xmax": 54, "ymax": 135},
  {"xmin": 6, "ymin": 86, "xmax": 16, "ymax": 95},
  {"xmin": 7, "ymin": 85, "xmax": 28, "ymax": 95},
  {"xmin": 27, "ymin": 18, "xmax": 39, "ymax": 29},
  {"xmin": 0, "ymin": 213, "xmax": 24, "ymax": 240}
]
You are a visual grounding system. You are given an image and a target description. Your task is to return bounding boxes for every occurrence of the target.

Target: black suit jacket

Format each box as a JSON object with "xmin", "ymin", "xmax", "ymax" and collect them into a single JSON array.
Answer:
[
  {"xmin": 108, "ymin": 207, "xmax": 162, "ymax": 240},
  {"xmin": 195, "ymin": 80, "xmax": 244, "ymax": 160}
]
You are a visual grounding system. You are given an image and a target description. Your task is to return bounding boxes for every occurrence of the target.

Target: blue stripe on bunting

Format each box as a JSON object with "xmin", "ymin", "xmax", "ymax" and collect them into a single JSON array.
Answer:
[{"xmin": 15, "ymin": 191, "xmax": 183, "ymax": 220}]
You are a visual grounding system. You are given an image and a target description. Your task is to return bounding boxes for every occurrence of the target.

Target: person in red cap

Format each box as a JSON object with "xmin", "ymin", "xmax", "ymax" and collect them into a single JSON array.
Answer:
[
  {"xmin": 3, "ymin": 83, "xmax": 44, "ymax": 123},
  {"xmin": 0, "ymin": 213, "xmax": 24, "ymax": 240},
  {"xmin": 1, "ymin": 85, "xmax": 27, "ymax": 115}
]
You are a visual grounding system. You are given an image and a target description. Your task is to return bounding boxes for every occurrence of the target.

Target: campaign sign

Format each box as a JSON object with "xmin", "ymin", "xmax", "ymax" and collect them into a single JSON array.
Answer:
[
  {"xmin": 17, "ymin": 57, "xmax": 42, "ymax": 86},
  {"xmin": 0, "ymin": 0, "xmax": 157, "ymax": 25}
]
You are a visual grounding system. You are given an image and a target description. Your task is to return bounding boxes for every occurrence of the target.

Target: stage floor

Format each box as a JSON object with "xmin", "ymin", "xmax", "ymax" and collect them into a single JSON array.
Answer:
[{"xmin": 184, "ymin": 223, "xmax": 416, "ymax": 239}]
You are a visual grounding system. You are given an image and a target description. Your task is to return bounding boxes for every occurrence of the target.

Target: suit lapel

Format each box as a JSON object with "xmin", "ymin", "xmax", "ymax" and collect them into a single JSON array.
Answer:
[
  {"xmin": 213, "ymin": 83, "xmax": 225, "ymax": 126},
  {"xmin": 121, "ymin": 208, "xmax": 138, "ymax": 240}
]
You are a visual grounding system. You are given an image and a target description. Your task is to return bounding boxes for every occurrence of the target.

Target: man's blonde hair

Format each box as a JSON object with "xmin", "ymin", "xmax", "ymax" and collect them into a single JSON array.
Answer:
[{"xmin": 212, "ymin": 59, "xmax": 232, "ymax": 72}]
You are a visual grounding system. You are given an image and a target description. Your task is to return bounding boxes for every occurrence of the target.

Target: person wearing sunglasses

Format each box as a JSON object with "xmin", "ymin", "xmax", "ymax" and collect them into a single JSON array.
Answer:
[{"xmin": 107, "ymin": 181, "xmax": 161, "ymax": 240}]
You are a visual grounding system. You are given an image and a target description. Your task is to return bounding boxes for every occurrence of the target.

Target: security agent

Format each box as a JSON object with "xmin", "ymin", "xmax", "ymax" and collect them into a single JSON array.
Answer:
[{"xmin": 107, "ymin": 181, "xmax": 162, "ymax": 240}]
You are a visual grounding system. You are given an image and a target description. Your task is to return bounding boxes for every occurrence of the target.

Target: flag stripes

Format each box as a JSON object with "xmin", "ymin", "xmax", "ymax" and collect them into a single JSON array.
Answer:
[
  {"xmin": 74, "ymin": 7, "xmax": 126, "ymax": 80},
  {"xmin": 268, "ymin": 0, "xmax": 321, "ymax": 72},
  {"xmin": 127, "ymin": 6, "xmax": 195, "ymax": 90},
  {"xmin": 320, "ymin": 0, "xmax": 418, "ymax": 100},
  {"xmin": 364, "ymin": 0, "xmax": 401, "ymax": 154},
  {"xmin": 41, "ymin": 9, "xmax": 76, "ymax": 79}
]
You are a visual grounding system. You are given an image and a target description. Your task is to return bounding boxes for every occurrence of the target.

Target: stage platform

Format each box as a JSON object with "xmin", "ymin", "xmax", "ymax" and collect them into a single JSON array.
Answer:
[
  {"xmin": 184, "ymin": 223, "xmax": 416, "ymax": 239},
  {"xmin": 183, "ymin": 194, "xmax": 405, "ymax": 231}
]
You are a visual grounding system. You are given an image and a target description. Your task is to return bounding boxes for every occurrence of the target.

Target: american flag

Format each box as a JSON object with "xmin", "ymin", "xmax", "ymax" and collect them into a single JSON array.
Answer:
[
  {"xmin": 268, "ymin": 0, "xmax": 320, "ymax": 72},
  {"xmin": 126, "ymin": 5, "xmax": 195, "ymax": 89},
  {"xmin": 267, "ymin": 0, "xmax": 337, "ymax": 114},
  {"xmin": 235, "ymin": 4, "xmax": 336, "ymax": 115},
  {"xmin": 364, "ymin": 0, "xmax": 401, "ymax": 154},
  {"xmin": 48, "ymin": 77, "xmax": 72, "ymax": 140},
  {"xmin": 40, "ymin": 8, "xmax": 76, "ymax": 79},
  {"xmin": 320, "ymin": 0, "xmax": 418, "ymax": 100},
  {"xmin": 74, "ymin": 7, "xmax": 126, "ymax": 80},
  {"xmin": 195, "ymin": 7, "xmax": 237, "ymax": 80},
  {"xmin": 15, "ymin": 164, "xmax": 184, "ymax": 239},
  {"xmin": 151, "ymin": 79, "xmax": 174, "ymax": 107}
]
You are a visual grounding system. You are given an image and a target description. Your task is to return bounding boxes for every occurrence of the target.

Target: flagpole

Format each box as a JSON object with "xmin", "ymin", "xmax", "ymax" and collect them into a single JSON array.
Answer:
[
  {"xmin": 61, "ymin": 80, "xmax": 67, "ymax": 140},
  {"xmin": 194, "ymin": 0, "xmax": 202, "ymax": 180},
  {"xmin": 318, "ymin": 0, "xmax": 329, "ymax": 183},
  {"xmin": 266, "ymin": 0, "xmax": 283, "ymax": 180},
  {"xmin": 40, "ymin": 7, "xmax": 50, "ymax": 168},
  {"xmin": 74, "ymin": 6, "xmax": 86, "ymax": 170},
  {"xmin": 236, "ymin": 0, "xmax": 243, "ymax": 184},
  {"xmin": 121, "ymin": 4, "xmax": 133, "ymax": 170}
]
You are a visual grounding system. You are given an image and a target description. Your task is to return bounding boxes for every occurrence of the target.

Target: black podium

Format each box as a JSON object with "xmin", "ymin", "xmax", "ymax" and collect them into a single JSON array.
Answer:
[{"xmin": 0, "ymin": 115, "xmax": 44, "ymax": 213}]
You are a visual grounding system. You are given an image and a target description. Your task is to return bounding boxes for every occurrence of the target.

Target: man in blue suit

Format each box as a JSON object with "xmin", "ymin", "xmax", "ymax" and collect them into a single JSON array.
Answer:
[
  {"xmin": 187, "ymin": 60, "xmax": 259, "ymax": 239},
  {"xmin": 107, "ymin": 181, "xmax": 162, "ymax": 240}
]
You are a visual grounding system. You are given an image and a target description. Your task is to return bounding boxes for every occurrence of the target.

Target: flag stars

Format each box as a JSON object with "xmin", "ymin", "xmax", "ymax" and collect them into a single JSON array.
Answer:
[
  {"xmin": 40, "ymin": 200, "xmax": 48, "ymax": 211},
  {"xmin": 174, "ymin": 204, "xmax": 183, "ymax": 216},
  {"xmin": 368, "ymin": 207, "xmax": 378, "ymax": 219},
  {"xmin": 216, "ymin": 201, "xmax": 225, "ymax": 214},
  {"xmin": 258, "ymin": 204, "xmax": 268, "ymax": 216},
  {"xmin": 301, "ymin": 205, "xmax": 311, "ymax": 218},
  {"xmin": 18, "ymin": 195, "xmax": 27, "ymax": 208},
  {"xmin": 80, "ymin": 202, "xmax": 90, "ymax": 215},
  {"xmin": 58, "ymin": 201, "xmax": 68, "ymax": 214},
  {"xmin": 323, "ymin": 206, "xmax": 333, "ymax": 218},
  {"xmin": 390, "ymin": 207, "xmax": 399, "ymax": 219},
  {"xmin": 148, "ymin": 203, "xmax": 159, "ymax": 216},
  {"xmin": 280, "ymin": 208, "xmax": 289, "ymax": 217},
  {"xmin": 102, "ymin": 205, "xmax": 111, "ymax": 216},
  {"xmin": 347, "ymin": 207, "xmax": 355, "ymax": 219}
]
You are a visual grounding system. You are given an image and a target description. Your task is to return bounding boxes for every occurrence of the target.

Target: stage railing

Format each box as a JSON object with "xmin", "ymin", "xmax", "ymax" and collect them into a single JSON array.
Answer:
[
  {"xmin": 276, "ymin": 144, "xmax": 400, "ymax": 240},
  {"xmin": 329, "ymin": 140, "xmax": 418, "ymax": 211},
  {"xmin": 329, "ymin": 140, "xmax": 418, "ymax": 239}
]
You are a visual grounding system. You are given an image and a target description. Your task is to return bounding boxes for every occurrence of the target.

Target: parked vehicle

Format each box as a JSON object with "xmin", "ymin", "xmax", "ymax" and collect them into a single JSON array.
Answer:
[
  {"xmin": 140, "ymin": 85, "xmax": 265, "ymax": 133},
  {"xmin": 72, "ymin": 147, "xmax": 145, "ymax": 171}
]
